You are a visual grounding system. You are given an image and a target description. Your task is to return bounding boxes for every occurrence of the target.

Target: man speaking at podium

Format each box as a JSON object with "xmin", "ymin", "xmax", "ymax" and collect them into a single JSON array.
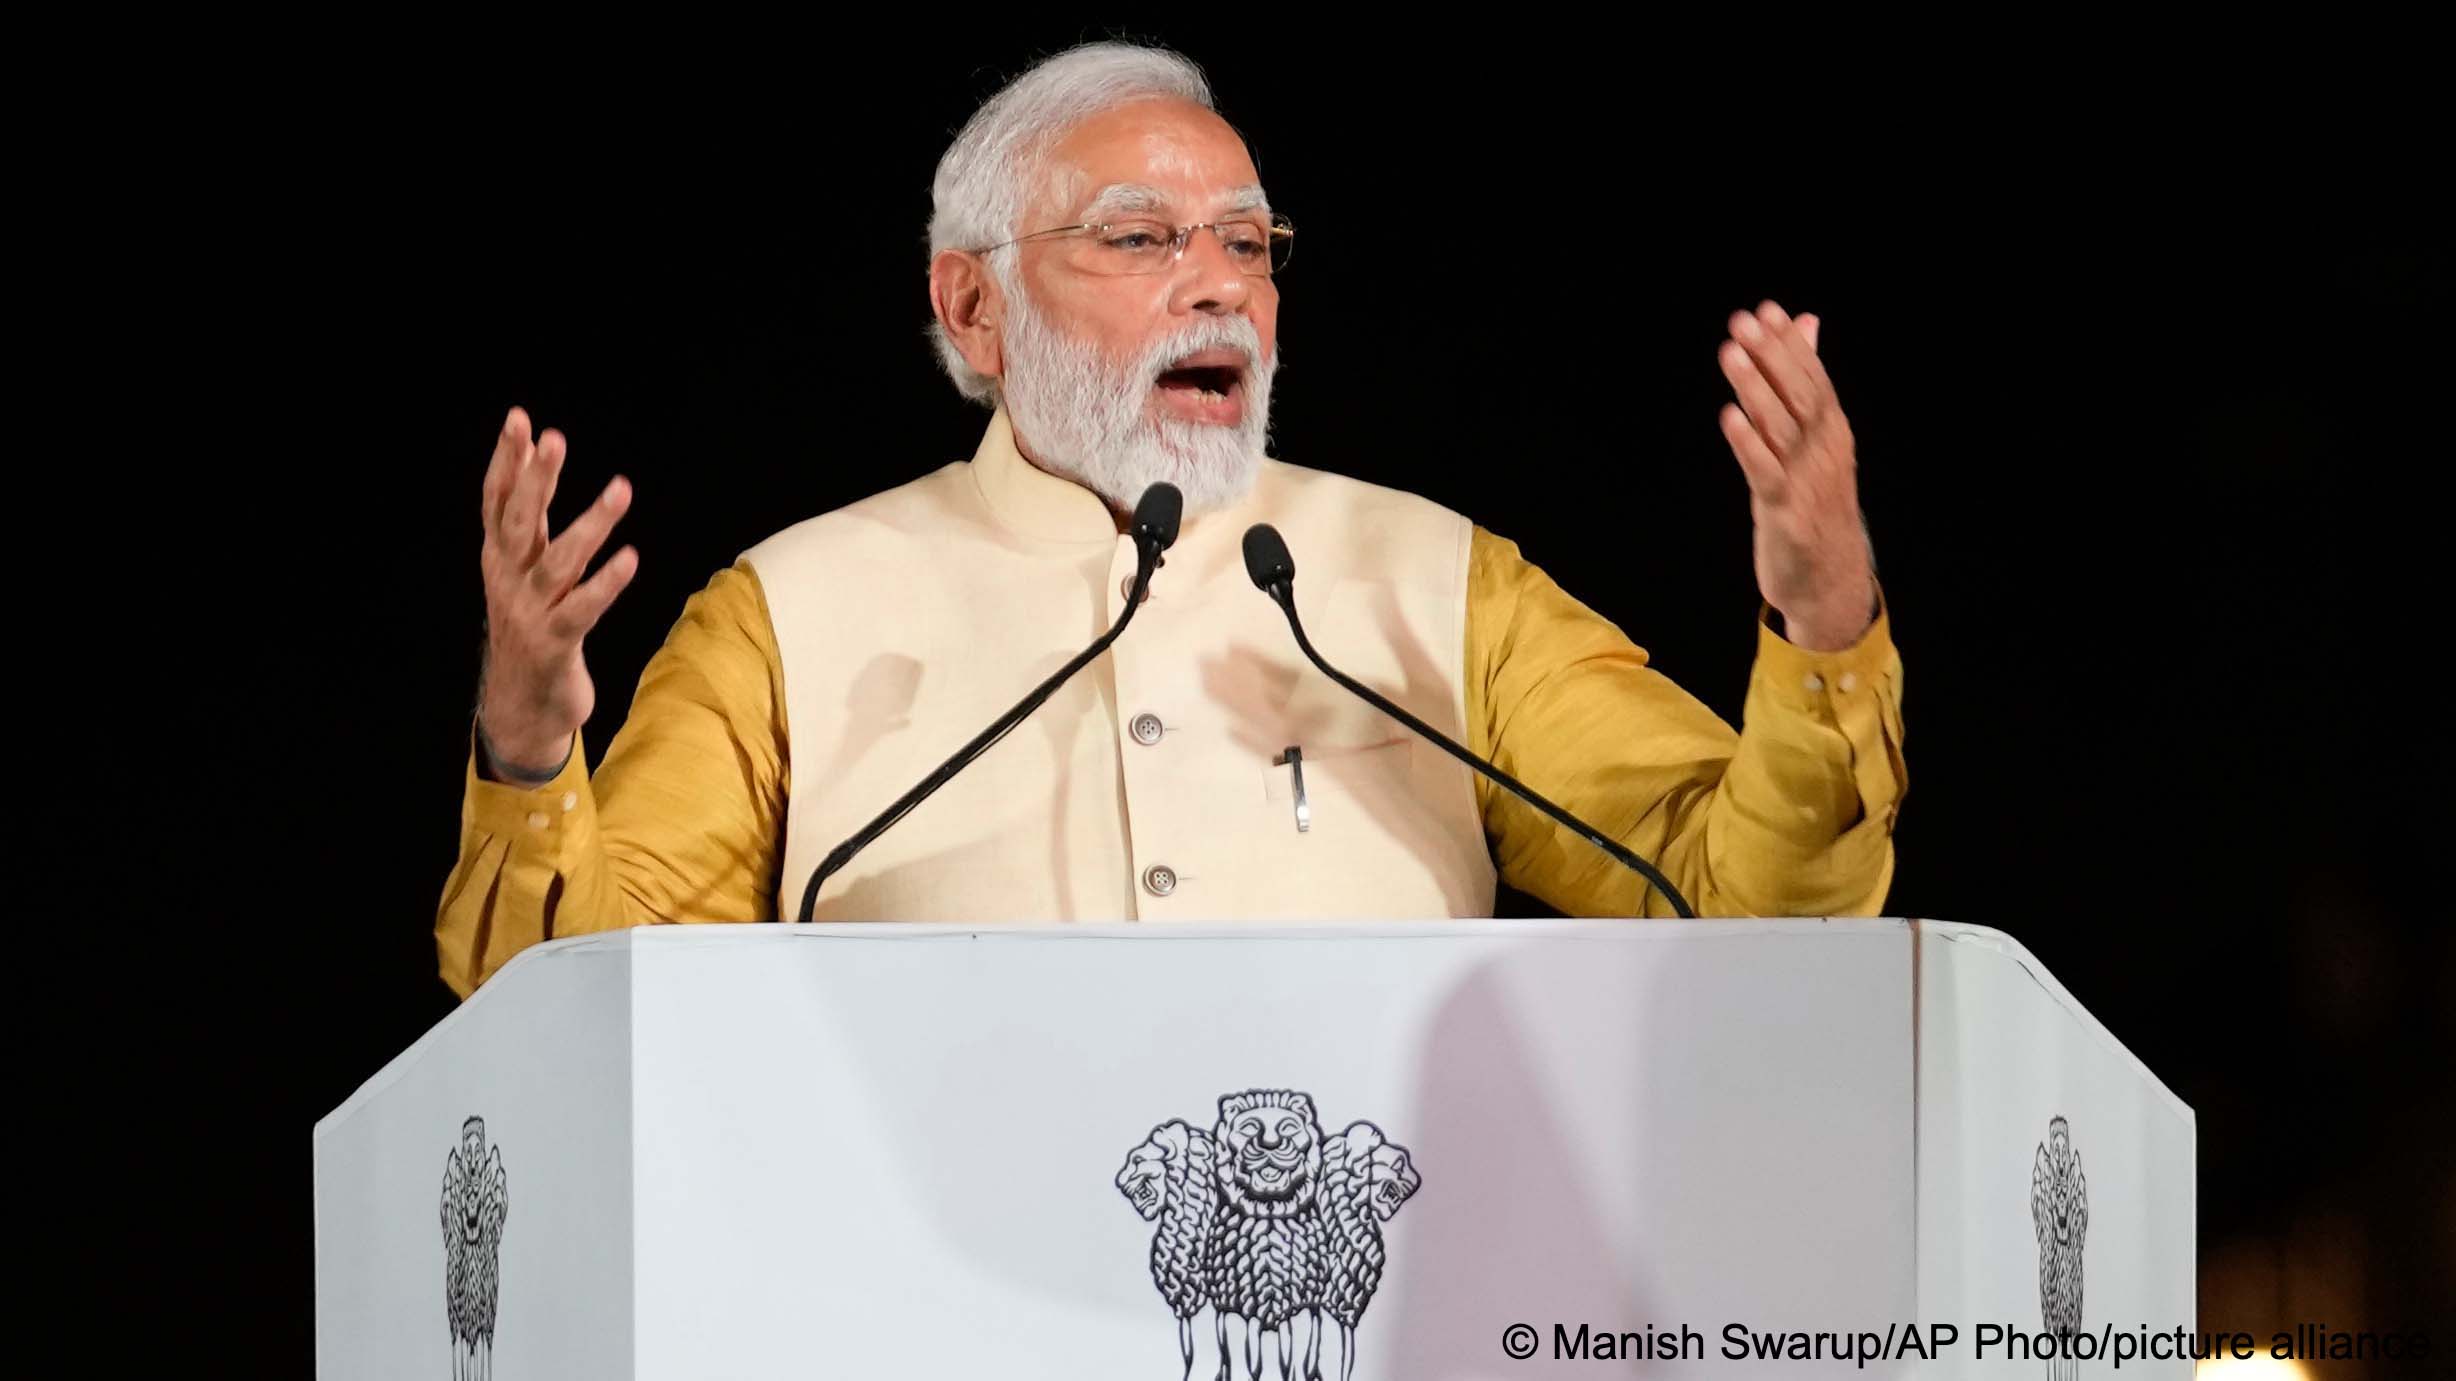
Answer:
[{"xmin": 434, "ymin": 43, "xmax": 1906, "ymax": 998}]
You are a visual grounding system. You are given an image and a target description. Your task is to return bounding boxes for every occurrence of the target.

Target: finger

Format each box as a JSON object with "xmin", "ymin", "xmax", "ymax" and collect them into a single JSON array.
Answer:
[
  {"xmin": 533, "ymin": 476, "xmax": 633, "ymax": 601},
  {"xmin": 503, "ymin": 427, "xmax": 566, "ymax": 565},
  {"xmin": 1762, "ymin": 303, "xmax": 1840, "ymax": 418},
  {"xmin": 547, "ymin": 544, "xmax": 640, "ymax": 640},
  {"xmin": 1719, "ymin": 402, "xmax": 1788, "ymax": 501},
  {"xmin": 481, "ymin": 407, "xmax": 530, "ymax": 538},
  {"xmin": 1718, "ymin": 339, "xmax": 1800, "ymax": 454},
  {"xmin": 1786, "ymin": 310, "xmax": 1838, "ymax": 401},
  {"xmin": 1735, "ymin": 302, "xmax": 1828, "ymax": 430},
  {"xmin": 495, "ymin": 419, "xmax": 544, "ymax": 560},
  {"xmin": 532, "ymin": 428, "xmax": 569, "ymax": 548},
  {"xmin": 485, "ymin": 409, "xmax": 535, "ymax": 553}
]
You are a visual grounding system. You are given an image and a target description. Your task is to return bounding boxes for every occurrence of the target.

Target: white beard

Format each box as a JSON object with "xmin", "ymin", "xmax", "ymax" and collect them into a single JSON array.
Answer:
[{"xmin": 996, "ymin": 292, "xmax": 1276, "ymax": 516}]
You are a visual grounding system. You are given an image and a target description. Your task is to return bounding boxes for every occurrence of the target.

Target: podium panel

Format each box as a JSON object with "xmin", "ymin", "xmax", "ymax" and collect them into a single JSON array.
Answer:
[
  {"xmin": 316, "ymin": 920, "xmax": 2193, "ymax": 1379},
  {"xmin": 1916, "ymin": 923, "xmax": 2197, "ymax": 1349}
]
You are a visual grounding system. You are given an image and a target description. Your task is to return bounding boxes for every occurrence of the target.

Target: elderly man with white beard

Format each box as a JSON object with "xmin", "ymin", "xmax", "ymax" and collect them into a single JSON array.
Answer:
[{"xmin": 436, "ymin": 42, "xmax": 1906, "ymax": 998}]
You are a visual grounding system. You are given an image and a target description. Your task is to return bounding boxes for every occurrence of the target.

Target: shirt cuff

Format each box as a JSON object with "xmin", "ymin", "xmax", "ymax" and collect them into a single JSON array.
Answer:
[
  {"xmin": 1751, "ymin": 587, "xmax": 1897, "ymax": 719},
  {"xmin": 1743, "ymin": 586, "xmax": 1908, "ymax": 842},
  {"xmin": 464, "ymin": 727, "xmax": 594, "ymax": 850}
]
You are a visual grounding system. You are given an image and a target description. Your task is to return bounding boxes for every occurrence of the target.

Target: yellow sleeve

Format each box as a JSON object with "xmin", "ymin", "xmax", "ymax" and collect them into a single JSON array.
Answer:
[
  {"xmin": 434, "ymin": 559, "xmax": 791, "ymax": 997},
  {"xmin": 1465, "ymin": 527, "xmax": 1905, "ymax": 918}
]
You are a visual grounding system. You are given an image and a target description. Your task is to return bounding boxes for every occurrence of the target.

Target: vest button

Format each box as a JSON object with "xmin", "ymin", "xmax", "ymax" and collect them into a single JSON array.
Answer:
[
  {"xmin": 1129, "ymin": 712, "xmax": 1164, "ymax": 746},
  {"xmin": 1142, "ymin": 864, "xmax": 1178, "ymax": 897}
]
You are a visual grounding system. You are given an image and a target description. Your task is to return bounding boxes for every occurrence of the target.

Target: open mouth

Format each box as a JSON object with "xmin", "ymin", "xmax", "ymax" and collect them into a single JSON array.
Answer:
[
  {"xmin": 1151, "ymin": 347, "xmax": 1249, "ymax": 425},
  {"xmin": 1156, "ymin": 363, "xmax": 1242, "ymax": 400}
]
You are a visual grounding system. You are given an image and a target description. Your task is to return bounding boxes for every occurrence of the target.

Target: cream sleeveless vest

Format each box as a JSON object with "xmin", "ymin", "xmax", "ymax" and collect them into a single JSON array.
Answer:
[{"xmin": 743, "ymin": 409, "xmax": 1495, "ymax": 922}]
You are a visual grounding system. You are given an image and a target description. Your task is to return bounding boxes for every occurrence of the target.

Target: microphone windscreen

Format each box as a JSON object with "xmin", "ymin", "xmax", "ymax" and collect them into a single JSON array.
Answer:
[
  {"xmin": 1132, "ymin": 483, "xmax": 1184, "ymax": 551},
  {"xmin": 1241, "ymin": 524, "xmax": 1295, "ymax": 590}
]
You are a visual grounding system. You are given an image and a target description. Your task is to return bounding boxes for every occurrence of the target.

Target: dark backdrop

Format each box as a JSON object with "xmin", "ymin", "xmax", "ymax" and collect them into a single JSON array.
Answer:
[{"xmin": 81, "ymin": 25, "xmax": 2450, "ymax": 1370}]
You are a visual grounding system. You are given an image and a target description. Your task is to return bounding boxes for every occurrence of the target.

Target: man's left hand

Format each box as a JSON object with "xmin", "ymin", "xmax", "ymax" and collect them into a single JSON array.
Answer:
[{"xmin": 1717, "ymin": 300, "xmax": 1876, "ymax": 652}]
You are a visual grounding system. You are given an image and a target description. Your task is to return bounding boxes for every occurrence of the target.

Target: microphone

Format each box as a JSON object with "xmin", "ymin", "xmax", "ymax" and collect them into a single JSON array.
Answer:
[
  {"xmin": 794, "ymin": 482, "xmax": 1184, "ymax": 923},
  {"xmin": 1239, "ymin": 523, "xmax": 1697, "ymax": 919}
]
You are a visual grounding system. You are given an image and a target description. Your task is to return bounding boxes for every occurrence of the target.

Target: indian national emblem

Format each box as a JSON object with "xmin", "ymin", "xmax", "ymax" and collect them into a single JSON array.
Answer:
[
  {"xmin": 2029, "ymin": 1114, "xmax": 2088, "ymax": 1381},
  {"xmin": 440, "ymin": 1115, "xmax": 510, "ymax": 1381},
  {"xmin": 1117, "ymin": 1089, "xmax": 1419, "ymax": 1381}
]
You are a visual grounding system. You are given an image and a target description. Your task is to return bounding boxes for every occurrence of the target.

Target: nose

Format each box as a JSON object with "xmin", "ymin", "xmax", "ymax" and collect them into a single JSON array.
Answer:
[{"xmin": 1168, "ymin": 227, "xmax": 1253, "ymax": 317}]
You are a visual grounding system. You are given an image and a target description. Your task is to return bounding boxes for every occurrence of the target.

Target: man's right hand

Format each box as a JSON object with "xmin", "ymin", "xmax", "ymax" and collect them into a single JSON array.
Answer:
[{"xmin": 476, "ymin": 406, "xmax": 639, "ymax": 776}]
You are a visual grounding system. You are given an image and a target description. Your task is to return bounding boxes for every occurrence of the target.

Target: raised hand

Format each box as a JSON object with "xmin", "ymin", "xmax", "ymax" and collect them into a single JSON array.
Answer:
[
  {"xmin": 475, "ymin": 407, "xmax": 638, "ymax": 775},
  {"xmin": 1717, "ymin": 301, "xmax": 1876, "ymax": 652}
]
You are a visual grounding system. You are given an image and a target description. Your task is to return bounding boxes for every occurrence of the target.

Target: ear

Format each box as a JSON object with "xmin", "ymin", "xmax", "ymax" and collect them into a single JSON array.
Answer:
[{"xmin": 930, "ymin": 249, "xmax": 1005, "ymax": 384}]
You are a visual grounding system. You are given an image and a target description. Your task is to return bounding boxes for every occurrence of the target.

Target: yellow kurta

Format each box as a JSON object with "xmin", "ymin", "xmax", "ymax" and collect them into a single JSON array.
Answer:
[{"xmin": 436, "ymin": 476, "xmax": 1905, "ymax": 999}]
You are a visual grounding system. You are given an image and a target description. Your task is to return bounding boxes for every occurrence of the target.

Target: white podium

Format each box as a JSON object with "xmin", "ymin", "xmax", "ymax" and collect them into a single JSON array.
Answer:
[{"xmin": 315, "ymin": 920, "xmax": 2194, "ymax": 1378}]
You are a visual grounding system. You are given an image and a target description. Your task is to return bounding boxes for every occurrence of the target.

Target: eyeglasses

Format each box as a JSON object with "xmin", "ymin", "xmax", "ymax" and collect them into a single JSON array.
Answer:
[{"xmin": 973, "ymin": 213, "xmax": 1295, "ymax": 278}]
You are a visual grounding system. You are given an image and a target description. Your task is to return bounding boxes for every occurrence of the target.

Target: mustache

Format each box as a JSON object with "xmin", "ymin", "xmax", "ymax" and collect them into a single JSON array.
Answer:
[{"xmin": 1128, "ymin": 318, "xmax": 1268, "ymax": 381}]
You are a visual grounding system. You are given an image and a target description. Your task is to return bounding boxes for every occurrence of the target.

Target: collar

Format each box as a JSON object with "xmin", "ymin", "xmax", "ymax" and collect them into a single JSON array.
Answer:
[{"xmin": 967, "ymin": 406, "xmax": 1122, "ymax": 546}]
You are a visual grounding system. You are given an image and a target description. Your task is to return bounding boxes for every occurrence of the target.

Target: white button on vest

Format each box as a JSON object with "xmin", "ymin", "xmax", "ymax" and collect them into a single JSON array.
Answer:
[
  {"xmin": 1130, "ymin": 713, "xmax": 1164, "ymax": 746},
  {"xmin": 1838, "ymin": 672, "xmax": 1859, "ymax": 693},
  {"xmin": 1803, "ymin": 673, "xmax": 1825, "ymax": 693},
  {"xmin": 525, "ymin": 811, "xmax": 550, "ymax": 831},
  {"xmin": 1142, "ymin": 864, "xmax": 1178, "ymax": 897},
  {"xmin": 561, "ymin": 791, "xmax": 579, "ymax": 812}
]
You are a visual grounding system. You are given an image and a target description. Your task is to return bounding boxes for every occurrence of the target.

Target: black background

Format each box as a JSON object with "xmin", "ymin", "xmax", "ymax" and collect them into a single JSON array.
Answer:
[{"xmin": 62, "ymin": 24, "xmax": 2451, "ymax": 1370}]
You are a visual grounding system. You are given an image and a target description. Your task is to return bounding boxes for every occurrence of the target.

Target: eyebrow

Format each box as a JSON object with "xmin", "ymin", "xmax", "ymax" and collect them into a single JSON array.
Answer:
[
  {"xmin": 1218, "ymin": 184, "xmax": 1270, "ymax": 218},
  {"xmin": 1079, "ymin": 181, "xmax": 1272, "ymax": 222},
  {"xmin": 1080, "ymin": 183, "xmax": 1170, "ymax": 219}
]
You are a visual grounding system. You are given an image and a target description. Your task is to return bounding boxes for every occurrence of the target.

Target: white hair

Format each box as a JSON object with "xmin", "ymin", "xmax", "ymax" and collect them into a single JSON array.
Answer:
[
  {"xmin": 926, "ymin": 42, "xmax": 1215, "ymax": 404},
  {"xmin": 999, "ymin": 293, "xmax": 1275, "ymax": 515}
]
